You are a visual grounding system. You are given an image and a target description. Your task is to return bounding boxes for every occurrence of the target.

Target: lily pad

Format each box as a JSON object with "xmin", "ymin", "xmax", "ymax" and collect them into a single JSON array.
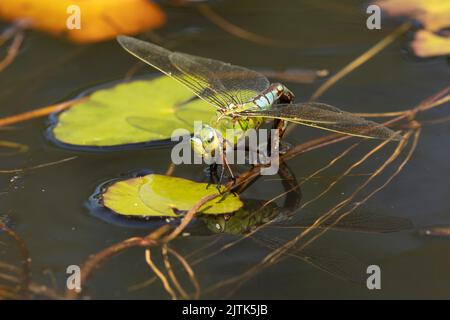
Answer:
[
  {"xmin": 102, "ymin": 174, "xmax": 243, "ymax": 217},
  {"xmin": 51, "ymin": 76, "xmax": 216, "ymax": 148}
]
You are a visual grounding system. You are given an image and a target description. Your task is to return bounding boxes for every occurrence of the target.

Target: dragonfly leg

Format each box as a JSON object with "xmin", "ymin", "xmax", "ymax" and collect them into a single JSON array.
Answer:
[
  {"xmin": 267, "ymin": 119, "xmax": 286, "ymax": 157},
  {"xmin": 275, "ymin": 119, "xmax": 288, "ymax": 139},
  {"xmin": 223, "ymin": 154, "xmax": 235, "ymax": 181},
  {"xmin": 216, "ymin": 154, "xmax": 236, "ymax": 192},
  {"xmin": 205, "ymin": 163, "xmax": 219, "ymax": 189},
  {"xmin": 279, "ymin": 87, "xmax": 295, "ymax": 103},
  {"xmin": 279, "ymin": 140, "xmax": 292, "ymax": 154},
  {"xmin": 216, "ymin": 164, "xmax": 225, "ymax": 193}
]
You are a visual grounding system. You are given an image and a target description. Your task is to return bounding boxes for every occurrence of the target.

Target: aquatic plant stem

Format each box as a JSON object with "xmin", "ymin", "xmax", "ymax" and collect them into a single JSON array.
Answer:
[
  {"xmin": 0, "ymin": 97, "xmax": 87, "ymax": 127},
  {"xmin": 0, "ymin": 156, "xmax": 77, "ymax": 174},
  {"xmin": 0, "ymin": 29, "xmax": 24, "ymax": 72},
  {"xmin": 0, "ymin": 222, "xmax": 31, "ymax": 298},
  {"xmin": 145, "ymin": 249, "xmax": 177, "ymax": 300},
  {"xmin": 310, "ymin": 22, "xmax": 412, "ymax": 101},
  {"xmin": 0, "ymin": 140, "xmax": 28, "ymax": 155},
  {"xmin": 162, "ymin": 245, "xmax": 189, "ymax": 299},
  {"xmin": 197, "ymin": 4, "xmax": 295, "ymax": 48},
  {"xmin": 296, "ymin": 129, "xmax": 420, "ymax": 254},
  {"xmin": 166, "ymin": 247, "xmax": 201, "ymax": 300},
  {"xmin": 65, "ymin": 224, "xmax": 172, "ymax": 299}
]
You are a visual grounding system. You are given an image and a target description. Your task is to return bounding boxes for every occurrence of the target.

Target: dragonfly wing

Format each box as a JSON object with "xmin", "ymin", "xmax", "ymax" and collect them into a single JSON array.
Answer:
[
  {"xmin": 118, "ymin": 36, "xmax": 225, "ymax": 109},
  {"xmin": 170, "ymin": 52, "xmax": 270, "ymax": 105},
  {"xmin": 117, "ymin": 36, "xmax": 269, "ymax": 109},
  {"xmin": 242, "ymin": 102, "xmax": 402, "ymax": 140}
]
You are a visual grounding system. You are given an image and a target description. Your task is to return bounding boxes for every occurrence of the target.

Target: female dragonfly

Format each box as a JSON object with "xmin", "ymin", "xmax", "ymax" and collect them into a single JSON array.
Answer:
[{"xmin": 117, "ymin": 36, "xmax": 401, "ymax": 179}]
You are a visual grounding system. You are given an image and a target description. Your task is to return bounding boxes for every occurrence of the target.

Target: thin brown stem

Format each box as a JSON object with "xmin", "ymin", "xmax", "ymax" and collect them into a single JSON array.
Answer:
[
  {"xmin": 310, "ymin": 22, "xmax": 412, "ymax": 100},
  {"xmin": 162, "ymin": 245, "xmax": 189, "ymax": 299},
  {"xmin": 0, "ymin": 29, "xmax": 25, "ymax": 72},
  {"xmin": 197, "ymin": 4, "xmax": 295, "ymax": 48},
  {"xmin": 145, "ymin": 249, "xmax": 177, "ymax": 300},
  {"xmin": 0, "ymin": 98, "xmax": 87, "ymax": 127}
]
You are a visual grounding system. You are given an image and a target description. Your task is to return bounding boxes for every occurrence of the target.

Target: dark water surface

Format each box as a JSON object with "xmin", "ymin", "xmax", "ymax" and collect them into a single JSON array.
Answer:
[{"xmin": 0, "ymin": 0, "xmax": 449, "ymax": 299}]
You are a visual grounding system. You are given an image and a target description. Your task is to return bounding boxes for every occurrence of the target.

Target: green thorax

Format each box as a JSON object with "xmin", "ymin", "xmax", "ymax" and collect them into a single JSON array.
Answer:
[{"xmin": 212, "ymin": 112, "xmax": 263, "ymax": 146}]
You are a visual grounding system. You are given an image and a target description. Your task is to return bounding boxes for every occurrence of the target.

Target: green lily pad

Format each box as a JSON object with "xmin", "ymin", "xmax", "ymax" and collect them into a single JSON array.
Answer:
[
  {"xmin": 51, "ymin": 76, "xmax": 216, "ymax": 147},
  {"xmin": 102, "ymin": 174, "xmax": 243, "ymax": 217}
]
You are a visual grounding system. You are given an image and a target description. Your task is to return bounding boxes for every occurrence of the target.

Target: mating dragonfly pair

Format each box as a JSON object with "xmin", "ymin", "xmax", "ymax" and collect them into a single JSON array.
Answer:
[{"xmin": 117, "ymin": 36, "xmax": 401, "ymax": 183}]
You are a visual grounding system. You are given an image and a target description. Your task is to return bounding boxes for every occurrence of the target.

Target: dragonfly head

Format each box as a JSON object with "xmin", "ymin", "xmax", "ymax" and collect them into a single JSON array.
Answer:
[{"xmin": 190, "ymin": 124, "xmax": 221, "ymax": 161}]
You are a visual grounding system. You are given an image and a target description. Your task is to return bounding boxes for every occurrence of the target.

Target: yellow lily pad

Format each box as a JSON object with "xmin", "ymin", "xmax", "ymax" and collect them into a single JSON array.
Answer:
[
  {"xmin": 51, "ymin": 76, "xmax": 216, "ymax": 148},
  {"xmin": 102, "ymin": 174, "xmax": 243, "ymax": 217}
]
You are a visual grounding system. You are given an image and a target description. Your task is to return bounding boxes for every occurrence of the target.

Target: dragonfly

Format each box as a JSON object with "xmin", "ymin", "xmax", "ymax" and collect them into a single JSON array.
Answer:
[{"xmin": 117, "ymin": 36, "xmax": 401, "ymax": 180}]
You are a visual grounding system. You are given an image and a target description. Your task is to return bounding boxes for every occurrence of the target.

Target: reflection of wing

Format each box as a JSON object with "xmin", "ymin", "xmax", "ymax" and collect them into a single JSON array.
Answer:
[
  {"xmin": 270, "ymin": 211, "xmax": 413, "ymax": 233},
  {"xmin": 117, "ymin": 36, "xmax": 269, "ymax": 110},
  {"xmin": 241, "ymin": 102, "xmax": 402, "ymax": 140},
  {"xmin": 253, "ymin": 235, "xmax": 366, "ymax": 283}
]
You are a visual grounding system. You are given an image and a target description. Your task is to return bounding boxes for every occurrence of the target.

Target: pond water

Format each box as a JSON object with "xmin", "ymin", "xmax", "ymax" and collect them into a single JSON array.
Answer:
[{"xmin": 0, "ymin": 0, "xmax": 449, "ymax": 299}]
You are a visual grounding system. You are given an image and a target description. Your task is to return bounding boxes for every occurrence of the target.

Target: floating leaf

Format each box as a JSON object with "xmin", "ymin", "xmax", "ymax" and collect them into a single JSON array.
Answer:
[
  {"xmin": 50, "ymin": 76, "xmax": 216, "ymax": 148},
  {"xmin": 410, "ymin": 30, "xmax": 450, "ymax": 58},
  {"xmin": 374, "ymin": 0, "xmax": 450, "ymax": 57},
  {"xmin": 102, "ymin": 174, "xmax": 243, "ymax": 217},
  {"xmin": 375, "ymin": 0, "xmax": 450, "ymax": 31},
  {"xmin": 0, "ymin": 0, "xmax": 165, "ymax": 43}
]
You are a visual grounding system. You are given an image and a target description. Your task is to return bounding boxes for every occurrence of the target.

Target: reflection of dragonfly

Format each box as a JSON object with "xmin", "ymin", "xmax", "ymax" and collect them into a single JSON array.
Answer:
[
  {"xmin": 117, "ymin": 36, "xmax": 401, "ymax": 170},
  {"xmin": 200, "ymin": 199, "xmax": 413, "ymax": 235},
  {"xmin": 256, "ymin": 210, "xmax": 412, "ymax": 283},
  {"xmin": 196, "ymin": 199, "xmax": 412, "ymax": 284}
]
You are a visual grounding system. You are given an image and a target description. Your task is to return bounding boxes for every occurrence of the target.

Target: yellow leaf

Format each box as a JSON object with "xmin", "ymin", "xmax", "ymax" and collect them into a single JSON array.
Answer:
[
  {"xmin": 411, "ymin": 30, "xmax": 450, "ymax": 58},
  {"xmin": 374, "ymin": 0, "xmax": 450, "ymax": 31},
  {"xmin": 0, "ymin": 0, "xmax": 165, "ymax": 43}
]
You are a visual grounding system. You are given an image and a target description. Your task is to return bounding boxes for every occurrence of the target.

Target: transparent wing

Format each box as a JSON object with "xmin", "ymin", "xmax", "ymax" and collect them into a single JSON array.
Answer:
[
  {"xmin": 241, "ymin": 102, "xmax": 402, "ymax": 140},
  {"xmin": 170, "ymin": 52, "xmax": 270, "ymax": 106},
  {"xmin": 269, "ymin": 211, "xmax": 413, "ymax": 233},
  {"xmin": 252, "ymin": 234, "xmax": 366, "ymax": 283},
  {"xmin": 117, "ymin": 36, "xmax": 269, "ymax": 110}
]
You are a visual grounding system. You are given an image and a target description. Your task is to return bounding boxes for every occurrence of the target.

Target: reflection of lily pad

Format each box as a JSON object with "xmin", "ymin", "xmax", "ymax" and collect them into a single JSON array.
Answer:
[
  {"xmin": 200, "ymin": 199, "xmax": 282, "ymax": 235},
  {"xmin": 51, "ymin": 76, "xmax": 215, "ymax": 148},
  {"xmin": 102, "ymin": 174, "xmax": 243, "ymax": 217}
]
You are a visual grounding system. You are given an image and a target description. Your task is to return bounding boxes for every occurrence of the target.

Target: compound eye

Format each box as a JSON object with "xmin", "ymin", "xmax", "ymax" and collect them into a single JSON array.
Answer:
[{"xmin": 206, "ymin": 133, "xmax": 215, "ymax": 143}]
